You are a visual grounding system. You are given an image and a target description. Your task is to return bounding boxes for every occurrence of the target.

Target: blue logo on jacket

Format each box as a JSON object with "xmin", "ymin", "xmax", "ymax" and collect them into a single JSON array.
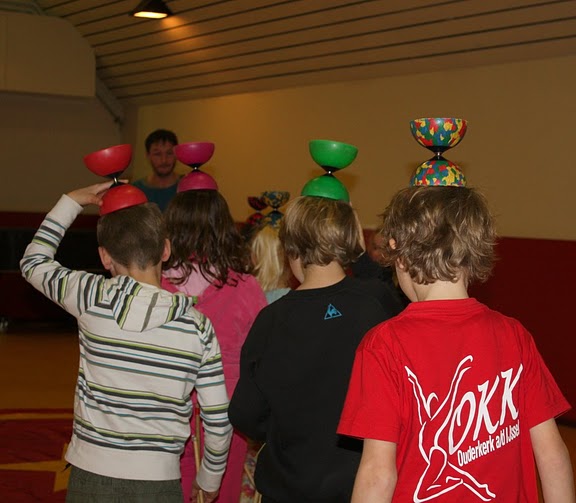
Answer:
[{"xmin": 324, "ymin": 304, "xmax": 342, "ymax": 320}]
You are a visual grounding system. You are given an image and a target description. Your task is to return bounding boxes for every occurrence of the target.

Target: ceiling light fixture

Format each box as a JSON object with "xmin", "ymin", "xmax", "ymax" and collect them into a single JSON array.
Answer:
[{"xmin": 131, "ymin": 0, "xmax": 173, "ymax": 19}]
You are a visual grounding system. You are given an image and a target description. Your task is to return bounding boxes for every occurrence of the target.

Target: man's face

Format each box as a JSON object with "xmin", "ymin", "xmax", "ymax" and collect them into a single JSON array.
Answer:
[{"xmin": 147, "ymin": 141, "xmax": 176, "ymax": 178}]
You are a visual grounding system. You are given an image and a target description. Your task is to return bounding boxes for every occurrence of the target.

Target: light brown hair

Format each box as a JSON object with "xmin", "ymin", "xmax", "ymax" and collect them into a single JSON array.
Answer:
[
  {"xmin": 379, "ymin": 186, "xmax": 496, "ymax": 284},
  {"xmin": 279, "ymin": 196, "xmax": 364, "ymax": 268},
  {"xmin": 97, "ymin": 203, "xmax": 166, "ymax": 270}
]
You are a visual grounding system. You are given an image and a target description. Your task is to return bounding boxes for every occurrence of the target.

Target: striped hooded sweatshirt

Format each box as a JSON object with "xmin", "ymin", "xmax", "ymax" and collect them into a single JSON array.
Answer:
[{"xmin": 20, "ymin": 195, "xmax": 232, "ymax": 491}]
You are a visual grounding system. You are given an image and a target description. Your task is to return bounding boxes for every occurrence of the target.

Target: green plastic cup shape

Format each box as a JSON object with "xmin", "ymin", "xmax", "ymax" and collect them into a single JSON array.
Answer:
[
  {"xmin": 309, "ymin": 140, "xmax": 358, "ymax": 172},
  {"xmin": 301, "ymin": 174, "xmax": 350, "ymax": 202}
]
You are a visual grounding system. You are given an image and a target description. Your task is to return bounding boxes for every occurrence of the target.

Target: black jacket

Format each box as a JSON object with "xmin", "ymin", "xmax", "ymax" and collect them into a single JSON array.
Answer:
[{"xmin": 229, "ymin": 276, "xmax": 403, "ymax": 502}]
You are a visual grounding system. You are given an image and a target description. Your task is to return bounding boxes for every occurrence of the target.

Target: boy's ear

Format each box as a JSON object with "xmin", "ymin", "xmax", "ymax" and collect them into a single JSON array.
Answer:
[
  {"xmin": 161, "ymin": 239, "xmax": 171, "ymax": 263},
  {"xmin": 98, "ymin": 246, "xmax": 114, "ymax": 272},
  {"xmin": 389, "ymin": 239, "xmax": 405, "ymax": 269},
  {"xmin": 288, "ymin": 257, "xmax": 305, "ymax": 284},
  {"xmin": 98, "ymin": 246, "xmax": 117, "ymax": 276}
]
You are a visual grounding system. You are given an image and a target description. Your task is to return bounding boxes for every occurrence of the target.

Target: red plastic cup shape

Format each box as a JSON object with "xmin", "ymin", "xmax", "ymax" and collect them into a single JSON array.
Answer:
[
  {"xmin": 175, "ymin": 142, "xmax": 218, "ymax": 192},
  {"xmin": 83, "ymin": 144, "xmax": 133, "ymax": 178},
  {"xmin": 174, "ymin": 142, "xmax": 215, "ymax": 168},
  {"xmin": 100, "ymin": 185, "xmax": 148, "ymax": 216},
  {"xmin": 178, "ymin": 170, "xmax": 218, "ymax": 192}
]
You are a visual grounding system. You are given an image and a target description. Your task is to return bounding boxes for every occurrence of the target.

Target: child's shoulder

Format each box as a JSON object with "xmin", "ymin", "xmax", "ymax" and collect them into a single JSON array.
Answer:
[
  {"xmin": 346, "ymin": 276, "xmax": 406, "ymax": 315},
  {"xmin": 168, "ymin": 295, "xmax": 209, "ymax": 327},
  {"xmin": 360, "ymin": 299, "xmax": 532, "ymax": 350},
  {"xmin": 360, "ymin": 313, "xmax": 401, "ymax": 346},
  {"xmin": 458, "ymin": 299, "xmax": 531, "ymax": 336},
  {"xmin": 340, "ymin": 276, "xmax": 388, "ymax": 302},
  {"xmin": 156, "ymin": 301, "xmax": 217, "ymax": 348},
  {"xmin": 109, "ymin": 277, "xmax": 207, "ymax": 331}
]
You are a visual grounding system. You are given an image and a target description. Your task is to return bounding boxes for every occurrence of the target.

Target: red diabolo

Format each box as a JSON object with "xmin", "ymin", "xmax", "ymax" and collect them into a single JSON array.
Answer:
[
  {"xmin": 83, "ymin": 143, "xmax": 148, "ymax": 215},
  {"xmin": 174, "ymin": 142, "xmax": 218, "ymax": 192}
]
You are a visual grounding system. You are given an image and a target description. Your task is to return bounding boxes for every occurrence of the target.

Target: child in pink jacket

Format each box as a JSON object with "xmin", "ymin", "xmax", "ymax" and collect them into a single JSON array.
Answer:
[{"xmin": 162, "ymin": 180, "xmax": 266, "ymax": 503}]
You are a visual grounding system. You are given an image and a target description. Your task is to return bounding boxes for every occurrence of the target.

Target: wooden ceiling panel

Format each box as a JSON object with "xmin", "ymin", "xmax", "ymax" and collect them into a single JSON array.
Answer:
[
  {"xmin": 99, "ymin": 5, "xmax": 576, "ymax": 79},
  {"xmin": 95, "ymin": 0, "xmax": 574, "ymax": 66},
  {"xmin": 103, "ymin": 18, "xmax": 576, "ymax": 92},
  {"xmin": 88, "ymin": 4, "xmax": 403, "ymax": 58},
  {"xmin": 21, "ymin": 0, "xmax": 576, "ymax": 105},
  {"xmin": 115, "ymin": 36, "xmax": 576, "ymax": 105},
  {"xmin": 85, "ymin": 0, "xmax": 306, "ymax": 48},
  {"xmin": 112, "ymin": 28, "xmax": 575, "ymax": 100},
  {"xmin": 83, "ymin": 0, "xmax": 368, "ymax": 46},
  {"xmin": 90, "ymin": 0, "xmax": 504, "ymax": 57}
]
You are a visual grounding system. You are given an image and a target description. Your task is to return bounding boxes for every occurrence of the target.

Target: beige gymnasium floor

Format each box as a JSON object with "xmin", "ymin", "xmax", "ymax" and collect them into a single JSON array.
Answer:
[{"xmin": 0, "ymin": 329, "xmax": 575, "ymax": 501}]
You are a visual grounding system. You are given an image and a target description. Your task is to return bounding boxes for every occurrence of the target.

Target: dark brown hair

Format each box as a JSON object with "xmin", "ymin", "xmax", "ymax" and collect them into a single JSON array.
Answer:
[
  {"xmin": 379, "ymin": 186, "xmax": 496, "ymax": 284},
  {"xmin": 279, "ymin": 196, "xmax": 364, "ymax": 268},
  {"xmin": 97, "ymin": 203, "xmax": 166, "ymax": 270},
  {"xmin": 164, "ymin": 190, "xmax": 251, "ymax": 287},
  {"xmin": 145, "ymin": 129, "xmax": 178, "ymax": 152}
]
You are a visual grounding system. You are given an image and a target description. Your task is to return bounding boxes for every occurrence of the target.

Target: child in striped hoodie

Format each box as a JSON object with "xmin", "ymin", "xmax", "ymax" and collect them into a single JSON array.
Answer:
[{"xmin": 20, "ymin": 181, "xmax": 232, "ymax": 503}]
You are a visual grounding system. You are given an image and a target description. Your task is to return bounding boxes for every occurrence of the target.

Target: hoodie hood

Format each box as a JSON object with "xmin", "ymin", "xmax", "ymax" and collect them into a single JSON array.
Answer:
[{"xmin": 108, "ymin": 276, "xmax": 196, "ymax": 332}]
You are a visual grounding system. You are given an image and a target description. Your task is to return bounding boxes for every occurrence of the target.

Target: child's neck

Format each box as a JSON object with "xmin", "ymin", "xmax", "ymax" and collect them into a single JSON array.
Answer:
[
  {"xmin": 414, "ymin": 277, "xmax": 469, "ymax": 302},
  {"xmin": 112, "ymin": 263, "xmax": 163, "ymax": 288},
  {"xmin": 297, "ymin": 262, "xmax": 346, "ymax": 290}
]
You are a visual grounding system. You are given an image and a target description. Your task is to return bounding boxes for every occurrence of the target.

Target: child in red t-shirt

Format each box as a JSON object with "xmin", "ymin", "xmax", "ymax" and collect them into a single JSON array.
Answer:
[{"xmin": 338, "ymin": 185, "xmax": 574, "ymax": 502}]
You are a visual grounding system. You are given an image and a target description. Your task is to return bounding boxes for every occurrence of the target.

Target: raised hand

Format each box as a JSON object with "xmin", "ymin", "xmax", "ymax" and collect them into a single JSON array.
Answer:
[{"xmin": 67, "ymin": 181, "xmax": 115, "ymax": 207}]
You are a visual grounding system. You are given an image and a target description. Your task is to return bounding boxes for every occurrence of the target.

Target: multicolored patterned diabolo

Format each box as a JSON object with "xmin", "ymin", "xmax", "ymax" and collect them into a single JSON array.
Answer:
[
  {"xmin": 409, "ymin": 118, "xmax": 468, "ymax": 187},
  {"xmin": 260, "ymin": 191, "xmax": 290, "ymax": 229}
]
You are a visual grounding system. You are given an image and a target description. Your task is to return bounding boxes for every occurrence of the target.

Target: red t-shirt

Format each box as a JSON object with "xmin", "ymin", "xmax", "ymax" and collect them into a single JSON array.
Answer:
[{"xmin": 338, "ymin": 298, "xmax": 570, "ymax": 502}]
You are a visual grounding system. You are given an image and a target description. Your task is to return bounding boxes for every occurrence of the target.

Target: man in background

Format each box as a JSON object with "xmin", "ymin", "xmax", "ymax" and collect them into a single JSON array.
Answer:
[{"xmin": 133, "ymin": 129, "xmax": 180, "ymax": 211}]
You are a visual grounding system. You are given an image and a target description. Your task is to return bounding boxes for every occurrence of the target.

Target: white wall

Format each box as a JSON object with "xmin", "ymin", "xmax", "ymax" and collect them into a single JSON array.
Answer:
[
  {"xmin": 0, "ymin": 92, "xmax": 122, "ymax": 213},
  {"xmin": 2, "ymin": 54, "xmax": 574, "ymax": 240},
  {"xmin": 134, "ymin": 54, "xmax": 576, "ymax": 240}
]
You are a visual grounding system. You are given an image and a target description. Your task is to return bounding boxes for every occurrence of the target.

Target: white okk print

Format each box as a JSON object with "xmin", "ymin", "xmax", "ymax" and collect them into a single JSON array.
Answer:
[{"xmin": 406, "ymin": 355, "xmax": 496, "ymax": 502}]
